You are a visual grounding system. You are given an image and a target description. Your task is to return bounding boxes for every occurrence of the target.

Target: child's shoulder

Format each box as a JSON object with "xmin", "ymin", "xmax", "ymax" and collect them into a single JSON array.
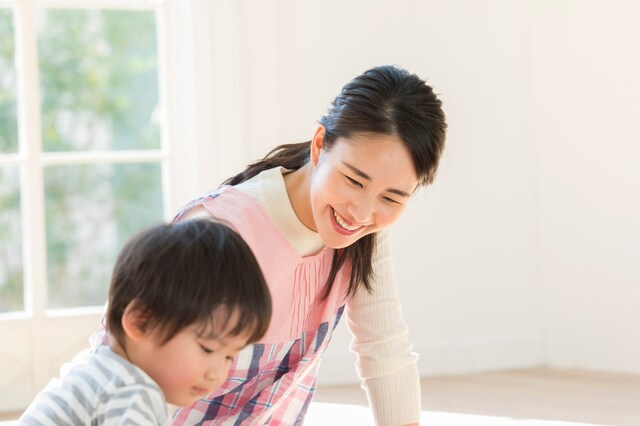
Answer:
[
  {"xmin": 56, "ymin": 346, "xmax": 155, "ymax": 397},
  {"xmin": 20, "ymin": 347, "xmax": 166, "ymax": 425}
]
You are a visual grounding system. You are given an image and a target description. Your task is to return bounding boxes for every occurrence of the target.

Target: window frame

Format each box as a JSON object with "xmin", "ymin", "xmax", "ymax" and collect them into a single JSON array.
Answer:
[{"xmin": 0, "ymin": 0, "xmax": 215, "ymax": 412}]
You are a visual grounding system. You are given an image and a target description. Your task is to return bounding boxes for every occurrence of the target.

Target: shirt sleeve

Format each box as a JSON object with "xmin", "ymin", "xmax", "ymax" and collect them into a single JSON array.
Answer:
[
  {"xmin": 100, "ymin": 385, "xmax": 168, "ymax": 426},
  {"xmin": 345, "ymin": 229, "xmax": 421, "ymax": 425}
]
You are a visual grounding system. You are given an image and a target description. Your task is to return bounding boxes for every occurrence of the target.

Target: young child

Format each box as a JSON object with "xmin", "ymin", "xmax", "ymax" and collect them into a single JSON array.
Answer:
[{"xmin": 19, "ymin": 220, "xmax": 272, "ymax": 425}]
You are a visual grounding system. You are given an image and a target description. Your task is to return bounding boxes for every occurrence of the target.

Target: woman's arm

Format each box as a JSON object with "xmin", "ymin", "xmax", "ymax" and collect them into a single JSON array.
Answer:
[{"xmin": 345, "ymin": 229, "xmax": 421, "ymax": 425}]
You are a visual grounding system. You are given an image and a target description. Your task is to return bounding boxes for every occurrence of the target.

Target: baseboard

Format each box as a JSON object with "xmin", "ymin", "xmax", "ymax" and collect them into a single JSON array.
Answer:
[
  {"xmin": 416, "ymin": 334, "xmax": 545, "ymax": 377},
  {"xmin": 317, "ymin": 334, "xmax": 545, "ymax": 386}
]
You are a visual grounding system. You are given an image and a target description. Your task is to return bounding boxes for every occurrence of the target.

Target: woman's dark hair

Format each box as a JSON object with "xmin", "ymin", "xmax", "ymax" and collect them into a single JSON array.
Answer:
[
  {"xmin": 225, "ymin": 65, "xmax": 447, "ymax": 300},
  {"xmin": 106, "ymin": 220, "xmax": 272, "ymax": 348}
]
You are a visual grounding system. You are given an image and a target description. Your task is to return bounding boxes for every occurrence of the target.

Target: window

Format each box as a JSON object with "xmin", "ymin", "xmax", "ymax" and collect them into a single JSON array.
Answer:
[
  {"xmin": 0, "ymin": 0, "xmax": 209, "ymax": 412},
  {"xmin": 0, "ymin": 6, "xmax": 21, "ymax": 314}
]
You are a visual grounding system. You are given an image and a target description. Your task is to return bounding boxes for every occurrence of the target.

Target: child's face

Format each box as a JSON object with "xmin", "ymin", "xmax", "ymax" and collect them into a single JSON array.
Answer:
[{"xmin": 133, "ymin": 320, "xmax": 250, "ymax": 407}]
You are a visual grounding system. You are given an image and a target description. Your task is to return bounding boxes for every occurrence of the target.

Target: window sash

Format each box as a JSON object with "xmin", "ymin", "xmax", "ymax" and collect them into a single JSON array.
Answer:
[{"xmin": 11, "ymin": 0, "xmax": 176, "ymax": 317}]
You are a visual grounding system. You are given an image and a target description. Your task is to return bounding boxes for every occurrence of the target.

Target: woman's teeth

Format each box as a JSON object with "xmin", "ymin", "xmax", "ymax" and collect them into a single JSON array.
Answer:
[{"xmin": 333, "ymin": 209, "xmax": 362, "ymax": 231}]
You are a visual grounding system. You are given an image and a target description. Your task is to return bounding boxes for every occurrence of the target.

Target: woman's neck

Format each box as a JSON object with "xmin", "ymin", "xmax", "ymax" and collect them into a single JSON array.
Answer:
[{"xmin": 282, "ymin": 163, "xmax": 316, "ymax": 231}]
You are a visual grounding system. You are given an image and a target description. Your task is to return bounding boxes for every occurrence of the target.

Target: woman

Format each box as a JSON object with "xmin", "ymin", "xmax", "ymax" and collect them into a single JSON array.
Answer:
[{"xmin": 174, "ymin": 65, "xmax": 447, "ymax": 425}]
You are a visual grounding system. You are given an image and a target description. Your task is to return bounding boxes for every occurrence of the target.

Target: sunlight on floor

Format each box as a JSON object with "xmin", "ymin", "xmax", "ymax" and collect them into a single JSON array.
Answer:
[
  {"xmin": 0, "ymin": 402, "xmax": 607, "ymax": 425},
  {"xmin": 306, "ymin": 402, "xmax": 602, "ymax": 426}
]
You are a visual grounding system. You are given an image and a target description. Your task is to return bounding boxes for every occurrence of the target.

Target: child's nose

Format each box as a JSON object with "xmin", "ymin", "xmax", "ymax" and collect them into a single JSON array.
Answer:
[
  {"xmin": 205, "ymin": 364, "xmax": 221, "ymax": 382},
  {"xmin": 205, "ymin": 362, "xmax": 229, "ymax": 387}
]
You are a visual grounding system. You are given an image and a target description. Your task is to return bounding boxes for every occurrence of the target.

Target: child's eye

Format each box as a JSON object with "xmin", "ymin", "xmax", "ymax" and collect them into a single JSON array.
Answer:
[
  {"xmin": 225, "ymin": 356, "xmax": 234, "ymax": 362},
  {"xmin": 346, "ymin": 176, "xmax": 363, "ymax": 188},
  {"xmin": 199, "ymin": 344, "xmax": 213, "ymax": 354}
]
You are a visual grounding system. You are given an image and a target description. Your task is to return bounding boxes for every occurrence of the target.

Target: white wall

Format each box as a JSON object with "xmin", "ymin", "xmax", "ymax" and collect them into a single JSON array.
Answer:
[
  {"xmin": 530, "ymin": 0, "xmax": 640, "ymax": 374},
  {"xmin": 209, "ymin": 0, "xmax": 545, "ymax": 384},
  {"xmin": 202, "ymin": 0, "xmax": 640, "ymax": 384},
  {"xmin": 205, "ymin": 0, "xmax": 640, "ymax": 383}
]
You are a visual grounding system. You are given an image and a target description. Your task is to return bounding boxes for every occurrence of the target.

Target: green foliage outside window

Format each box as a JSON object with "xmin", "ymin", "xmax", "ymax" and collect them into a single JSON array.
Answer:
[
  {"xmin": 0, "ymin": 8, "xmax": 166, "ymax": 312},
  {"xmin": 0, "ymin": 9, "xmax": 18, "ymax": 153},
  {"xmin": 39, "ymin": 9, "xmax": 160, "ymax": 152},
  {"xmin": 0, "ymin": 167, "xmax": 22, "ymax": 313},
  {"xmin": 0, "ymin": 9, "xmax": 22, "ymax": 313},
  {"xmin": 38, "ymin": 9, "xmax": 164, "ymax": 308},
  {"xmin": 45, "ymin": 163, "xmax": 163, "ymax": 308}
]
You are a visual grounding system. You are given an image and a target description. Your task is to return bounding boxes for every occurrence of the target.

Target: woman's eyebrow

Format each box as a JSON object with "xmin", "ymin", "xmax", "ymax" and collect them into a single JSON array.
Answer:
[
  {"xmin": 343, "ymin": 161, "xmax": 412, "ymax": 198},
  {"xmin": 343, "ymin": 161, "xmax": 371, "ymax": 181}
]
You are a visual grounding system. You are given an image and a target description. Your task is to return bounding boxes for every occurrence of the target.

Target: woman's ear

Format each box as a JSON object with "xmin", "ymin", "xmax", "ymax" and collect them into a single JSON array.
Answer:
[
  {"xmin": 121, "ymin": 301, "xmax": 151, "ymax": 342},
  {"xmin": 310, "ymin": 125, "xmax": 326, "ymax": 167}
]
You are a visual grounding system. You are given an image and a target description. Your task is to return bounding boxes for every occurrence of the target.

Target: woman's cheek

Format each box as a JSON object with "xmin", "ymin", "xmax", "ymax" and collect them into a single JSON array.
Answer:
[{"xmin": 380, "ymin": 204, "xmax": 406, "ymax": 228}]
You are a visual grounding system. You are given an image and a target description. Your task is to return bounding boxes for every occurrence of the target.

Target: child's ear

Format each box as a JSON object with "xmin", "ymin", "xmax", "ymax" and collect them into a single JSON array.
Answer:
[
  {"xmin": 310, "ymin": 125, "xmax": 326, "ymax": 167},
  {"xmin": 121, "ymin": 301, "xmax": 151, "ymax": 342}
]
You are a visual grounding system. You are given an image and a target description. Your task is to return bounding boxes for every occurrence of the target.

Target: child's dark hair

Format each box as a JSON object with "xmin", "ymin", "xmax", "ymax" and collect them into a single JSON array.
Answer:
[{"xmin": 106, "ymin": 219, "xmax": 271, "ymax": 348}]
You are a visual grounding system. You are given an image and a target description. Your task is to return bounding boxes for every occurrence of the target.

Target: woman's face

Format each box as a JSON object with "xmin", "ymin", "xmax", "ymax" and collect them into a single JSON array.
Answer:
[{"xmin": 308, "ymin": 129, "xmax": 418, "ymax": 249}]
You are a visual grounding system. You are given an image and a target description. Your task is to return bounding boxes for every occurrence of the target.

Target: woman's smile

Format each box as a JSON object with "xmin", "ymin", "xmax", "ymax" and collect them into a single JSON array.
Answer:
[{"xmin": 331, "ymin": 207, "xmax": 366, "ymax": 235}]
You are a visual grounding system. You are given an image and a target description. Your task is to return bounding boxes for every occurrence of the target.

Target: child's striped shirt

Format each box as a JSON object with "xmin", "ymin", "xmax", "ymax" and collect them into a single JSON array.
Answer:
[{"xmin": 19, "ymin": 346, "xmax": 167, "ymax": 425}]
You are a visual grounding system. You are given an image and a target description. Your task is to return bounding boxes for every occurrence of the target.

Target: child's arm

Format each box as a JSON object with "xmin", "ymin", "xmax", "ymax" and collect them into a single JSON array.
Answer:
[{"xmin": 100, "ymin": 385, "xmax": 168, "ymax": 425}]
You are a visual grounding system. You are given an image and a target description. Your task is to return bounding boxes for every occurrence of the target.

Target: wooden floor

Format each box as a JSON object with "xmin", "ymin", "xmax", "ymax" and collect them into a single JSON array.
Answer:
[
  {"xmin": 313, "ymin": 368, "xmax": 640, "ymax": 426},
  {"xmin": 3, "ymin": 369, "xmax": 639, "ymax": 425}
]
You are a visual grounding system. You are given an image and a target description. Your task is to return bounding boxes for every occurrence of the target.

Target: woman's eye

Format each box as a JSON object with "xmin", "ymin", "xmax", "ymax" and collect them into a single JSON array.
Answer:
[
  {"xmin": 346, "ymin": 176, "xmax": 362, "ymax": 188},
  {"xmin": 383, "ymin": 197, "xmax": 400, "ymax": 205},
  {"xmin": 200, "ymin": 344, "xmax": 213, "ymax": 354}
]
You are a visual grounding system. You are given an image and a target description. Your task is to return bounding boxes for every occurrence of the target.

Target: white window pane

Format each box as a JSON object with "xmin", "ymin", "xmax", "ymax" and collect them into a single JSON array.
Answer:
[
  {"xmin": 37, "ymin": 8, "xmax": 160, "ymax": 152},
  {"xmin": 44, "ymin": 162, "xmax": 163, "ymax": 308},
  {"xmin": 0, "ymin": 166, "xmax": 23, "ymax": 313},
  {"xmin": 0, "ymin": 8, "xmax": 18, "ymax": 154}
]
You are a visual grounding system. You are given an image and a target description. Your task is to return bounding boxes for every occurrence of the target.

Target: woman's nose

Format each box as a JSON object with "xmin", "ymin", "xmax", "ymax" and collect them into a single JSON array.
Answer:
[{"xmin": 347, "ymin": 199, "xmax": 374, "ymax": 223}]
